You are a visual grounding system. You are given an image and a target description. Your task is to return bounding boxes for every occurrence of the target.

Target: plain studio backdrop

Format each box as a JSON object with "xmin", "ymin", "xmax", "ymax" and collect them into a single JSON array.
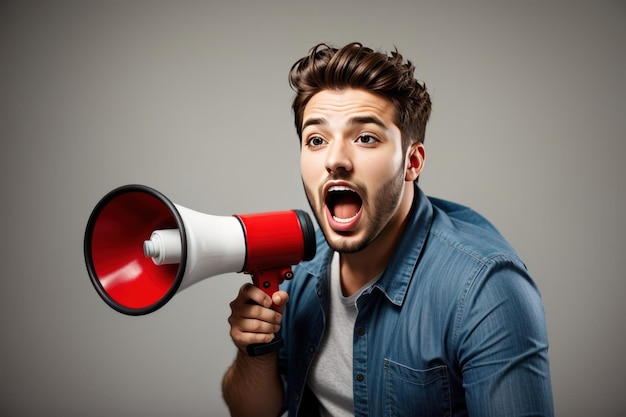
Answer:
[{"xmin": 1, "ymin": 1, "xmax": 624, "ymax": 416}]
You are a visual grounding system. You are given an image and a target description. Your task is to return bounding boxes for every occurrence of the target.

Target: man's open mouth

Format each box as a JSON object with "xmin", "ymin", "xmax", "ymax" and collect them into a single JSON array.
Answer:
[{"xmin": 325, "ymin": 185, "xmax": 363, "ymax": 223}]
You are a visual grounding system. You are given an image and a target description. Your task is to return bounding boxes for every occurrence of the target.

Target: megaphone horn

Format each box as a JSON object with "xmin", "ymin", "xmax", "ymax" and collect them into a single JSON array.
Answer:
[{"xmin": 84, "ymin": 184, "xmax": 316, "ymax": 354}]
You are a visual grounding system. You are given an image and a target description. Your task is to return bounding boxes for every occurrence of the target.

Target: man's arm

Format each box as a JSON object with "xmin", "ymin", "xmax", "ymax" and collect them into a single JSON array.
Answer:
[
  {"xmin": 222, "ymin": 351, "xmax": 283, "ymax": 417},
  {"xmin": 459, "ymin": 260, "xmax": 554, "ymax": 416},
  {"xmin": 222, "ymin": 283, "xmax": 287, "ymax": 417}
]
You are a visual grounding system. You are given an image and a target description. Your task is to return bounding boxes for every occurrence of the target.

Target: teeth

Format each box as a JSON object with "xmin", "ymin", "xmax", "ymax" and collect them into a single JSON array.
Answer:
[
  {"xmin": 333, "ymin": 214, "xmax": 358, "ymax": 223},
  {"xmin": 328, "ymin": 185, "xmax": 356, "ymax": 193}
]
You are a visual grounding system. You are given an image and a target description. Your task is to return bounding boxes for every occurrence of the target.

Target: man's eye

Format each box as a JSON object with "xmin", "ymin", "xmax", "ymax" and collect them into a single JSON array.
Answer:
[
  {"xmin": 357, "ymin": 134, "xmax": 377, "ymax": 144},
  {"xmin": 306, "ymin": 136, "xmax": 325, "ymax": 147}
]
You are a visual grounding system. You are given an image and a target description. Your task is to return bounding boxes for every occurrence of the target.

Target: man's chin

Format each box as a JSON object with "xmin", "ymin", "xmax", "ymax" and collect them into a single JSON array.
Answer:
[{"xmin": 322, "ymin": 229, "xmax": 368, "ymax": 254}]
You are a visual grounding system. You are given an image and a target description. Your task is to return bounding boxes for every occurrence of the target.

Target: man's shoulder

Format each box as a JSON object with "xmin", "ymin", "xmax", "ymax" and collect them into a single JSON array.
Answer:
[{"xmin": 425, "ymin": 196, "xmax": 522, "ymax": 266}]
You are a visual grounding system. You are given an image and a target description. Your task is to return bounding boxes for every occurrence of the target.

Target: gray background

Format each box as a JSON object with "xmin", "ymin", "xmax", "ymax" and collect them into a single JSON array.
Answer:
[{"xmin": 1, "ymin": 1, "xmax": 624, "ymax": 416}]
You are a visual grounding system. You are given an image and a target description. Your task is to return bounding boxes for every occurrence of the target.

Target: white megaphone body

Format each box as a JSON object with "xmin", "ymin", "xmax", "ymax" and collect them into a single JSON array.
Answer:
[{"xmin": 84, "ymin": 184, "xmax": 316, "ymax": 355}]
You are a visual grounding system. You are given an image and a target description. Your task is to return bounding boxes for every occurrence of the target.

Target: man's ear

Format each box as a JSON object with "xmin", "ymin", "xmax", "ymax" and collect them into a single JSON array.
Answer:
[{"xmin": 405, "ymin": 142, "xmax": 425, "ymax": 182}]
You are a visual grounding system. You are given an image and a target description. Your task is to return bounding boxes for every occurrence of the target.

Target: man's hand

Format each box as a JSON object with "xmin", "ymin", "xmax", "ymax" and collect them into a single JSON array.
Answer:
[{"xmin": 228, "ymin": 283, "xmax": 289, "ymax": 354}]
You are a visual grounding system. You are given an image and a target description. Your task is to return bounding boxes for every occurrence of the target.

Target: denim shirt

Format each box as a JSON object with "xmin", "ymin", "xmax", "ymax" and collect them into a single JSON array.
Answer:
[{"xmin": 278, "ymin": 186, "xmax": 554, "ymax": 416}]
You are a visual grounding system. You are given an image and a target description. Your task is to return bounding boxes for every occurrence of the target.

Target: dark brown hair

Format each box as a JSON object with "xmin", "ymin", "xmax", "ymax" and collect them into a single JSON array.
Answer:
[{"xmin": 289, "ymin": 42, "xmax": 431, "ymax": 149}]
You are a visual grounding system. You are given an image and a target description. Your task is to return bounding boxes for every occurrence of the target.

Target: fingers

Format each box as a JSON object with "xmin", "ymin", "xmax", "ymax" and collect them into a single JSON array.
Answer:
[
  {"xmin": 240, "ymin": 282, "xmax": 273, "ymax": 308},
  {"xmin": 228, "ymin": 283, "xmax": 289, "ymax": 352}
]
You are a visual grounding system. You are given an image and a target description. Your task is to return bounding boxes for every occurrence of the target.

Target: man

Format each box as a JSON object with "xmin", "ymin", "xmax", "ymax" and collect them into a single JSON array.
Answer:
[{"xmin": 222, "ymin": 42, "xmax": 553, "ymax": 416}]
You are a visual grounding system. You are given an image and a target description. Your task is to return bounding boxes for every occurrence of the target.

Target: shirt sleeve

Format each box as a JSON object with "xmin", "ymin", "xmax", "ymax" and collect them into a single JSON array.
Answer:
[{"xmin": 455, "ymin": 256, "xmax": 554, "ymax": 416}]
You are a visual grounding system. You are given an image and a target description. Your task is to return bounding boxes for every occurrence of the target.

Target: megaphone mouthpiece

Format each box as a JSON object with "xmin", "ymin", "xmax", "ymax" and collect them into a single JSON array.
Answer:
[
  {"xmin": 143, "ymin": 229, "xmax": 183, "ymax": 265},
  {"xmin": 143, "ymin": 240, "xmax": 158, "ymax": 258}
]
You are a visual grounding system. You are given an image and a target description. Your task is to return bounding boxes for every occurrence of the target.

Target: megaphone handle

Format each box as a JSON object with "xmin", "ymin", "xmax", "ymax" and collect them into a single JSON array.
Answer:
[
  {"xmin": 246, "ymin": 267, "xmax": 293, "ymax": 356},
  {"xmin": 250, "ymin": 267, "xmax": 293, "ymax": 306}
]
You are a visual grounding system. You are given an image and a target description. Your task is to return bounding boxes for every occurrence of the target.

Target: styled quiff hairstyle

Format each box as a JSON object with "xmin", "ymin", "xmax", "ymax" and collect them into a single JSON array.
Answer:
[{"xmin": 289, "ymin": 42, "xmax": 431, "ymax": 149}]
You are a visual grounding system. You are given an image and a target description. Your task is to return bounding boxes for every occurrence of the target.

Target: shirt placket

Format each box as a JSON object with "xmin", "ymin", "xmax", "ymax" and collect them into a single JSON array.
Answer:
[{"xmin": 353, "ymin": 293, "xmax": 371, "ymax": 416}]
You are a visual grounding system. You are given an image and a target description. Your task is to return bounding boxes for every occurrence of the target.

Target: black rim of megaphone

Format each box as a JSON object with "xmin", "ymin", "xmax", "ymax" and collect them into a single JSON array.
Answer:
[
  {"xmin": 293, "ymin": 209, "xmax": 316, "ymax": 262},
  {"xmin": 83, "ymin": 184, "xmax": 188, "ymax": 315}
]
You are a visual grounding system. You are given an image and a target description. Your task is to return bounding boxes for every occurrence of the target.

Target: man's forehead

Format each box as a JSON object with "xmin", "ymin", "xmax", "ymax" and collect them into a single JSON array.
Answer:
[{"xmin": 302, "ymin": 89, "xmax": 395, "ymax": 126}]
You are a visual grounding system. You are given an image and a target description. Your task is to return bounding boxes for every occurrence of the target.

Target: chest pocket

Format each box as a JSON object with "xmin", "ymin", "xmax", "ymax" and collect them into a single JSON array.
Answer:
[{"xmin": 384, "ymin": 359, "xmax": 451, "ymax": 417}]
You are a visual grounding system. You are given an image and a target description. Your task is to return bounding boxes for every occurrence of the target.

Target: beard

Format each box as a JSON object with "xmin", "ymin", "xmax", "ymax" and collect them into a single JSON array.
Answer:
[{"xmin": 303, "ymin": 163, "xmax": 406, "ymax": 254}]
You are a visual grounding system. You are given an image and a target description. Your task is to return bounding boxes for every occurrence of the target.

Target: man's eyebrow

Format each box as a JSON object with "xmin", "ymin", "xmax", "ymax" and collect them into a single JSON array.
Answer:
[
  {"xmin": 301, "ymin": 115, "xmax": 387, "ymax": 131},
  {"xmin": 347, "ymin": 115, "xmax": 387, "ymax": 129},
  {"xmin": 302, "ymin": 117, "xmax": 326, "ymax": 131}
]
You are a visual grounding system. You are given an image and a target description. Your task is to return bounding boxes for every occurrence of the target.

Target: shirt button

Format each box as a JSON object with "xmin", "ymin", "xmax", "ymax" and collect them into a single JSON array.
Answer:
[
  {"xmin": 308, "ymin": 345, "xmax": 315, "ymax": 354},
  {"xmin": 356, "ymin": 327, "xmax": 365, "ymax": 336},
  {"xmin": 356, "ymin": 373, "xmax": 364, "ymax": 382}
]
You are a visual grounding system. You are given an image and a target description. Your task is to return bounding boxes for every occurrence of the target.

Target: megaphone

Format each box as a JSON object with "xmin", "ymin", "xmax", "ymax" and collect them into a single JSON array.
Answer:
[{"xmin": 84, "ymin": 184, "xmax": 316, "ymax": 355}]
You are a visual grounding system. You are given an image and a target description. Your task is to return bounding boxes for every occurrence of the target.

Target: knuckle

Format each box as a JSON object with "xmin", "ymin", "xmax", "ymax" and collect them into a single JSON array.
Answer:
[{"xmin": 250, "ymin": 320, "xmax": 265, "ymax": 333}]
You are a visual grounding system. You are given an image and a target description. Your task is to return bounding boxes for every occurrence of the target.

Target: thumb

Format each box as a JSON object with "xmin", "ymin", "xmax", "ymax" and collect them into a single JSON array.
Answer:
[{"xmin": 271, "ymin": 290, "xmax": 289, "ymax": 314}]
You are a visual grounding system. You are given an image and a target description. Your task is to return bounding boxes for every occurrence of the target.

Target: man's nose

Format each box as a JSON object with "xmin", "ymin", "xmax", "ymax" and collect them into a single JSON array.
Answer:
[{"xmin": 325, "ymin": 139, "xmax": 353, "ymax": 174}]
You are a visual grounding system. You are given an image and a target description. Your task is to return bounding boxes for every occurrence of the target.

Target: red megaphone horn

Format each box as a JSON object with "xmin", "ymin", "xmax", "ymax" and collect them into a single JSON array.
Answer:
[{"xmin": 84, "ymin": 184, "xmax": 316, "ymax": 355}]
